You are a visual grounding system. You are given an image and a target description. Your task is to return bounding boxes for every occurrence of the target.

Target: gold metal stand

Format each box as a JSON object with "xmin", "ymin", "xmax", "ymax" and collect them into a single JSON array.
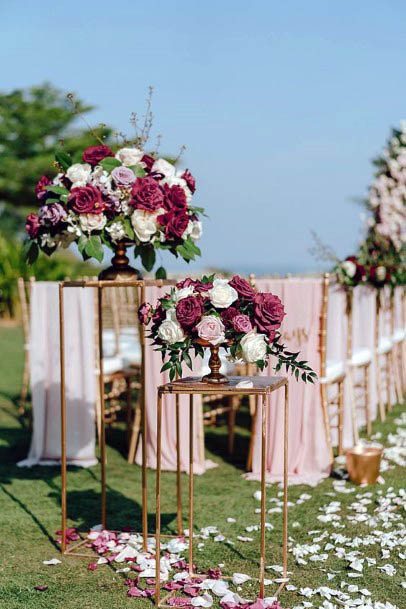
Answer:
[
  {"xmin": 154, "ymin": 375, "xmax": 289, "ymax": 607},
  {"xmin": 58, "ymin": 278, "xmax": 176, "ymax": 556}
]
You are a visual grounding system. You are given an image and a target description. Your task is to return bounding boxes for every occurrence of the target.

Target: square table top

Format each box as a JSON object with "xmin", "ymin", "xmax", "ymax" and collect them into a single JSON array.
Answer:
[{"xmin": 159, "ymin": 375, "xmax": 287, "ymax": 395}]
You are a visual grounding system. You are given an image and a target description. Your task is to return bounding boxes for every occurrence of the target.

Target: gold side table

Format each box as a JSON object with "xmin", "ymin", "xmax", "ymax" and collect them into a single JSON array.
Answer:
[{"xmin": 155, "ymin": 375, "xmax": 289, "ymax": 606}]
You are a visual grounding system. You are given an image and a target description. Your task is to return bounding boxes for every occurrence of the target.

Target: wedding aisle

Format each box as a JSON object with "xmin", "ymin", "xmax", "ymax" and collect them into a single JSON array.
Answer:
[{"xmin": 0, "ymin": 325, "xmax": 404, "ymax": 609}]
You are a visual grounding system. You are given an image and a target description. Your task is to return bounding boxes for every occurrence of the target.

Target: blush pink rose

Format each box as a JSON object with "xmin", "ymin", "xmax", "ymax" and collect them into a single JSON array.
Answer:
[
  {"xmin": 232, "ymin": 314, "xmax": 253, "ymax": 333},
  {"xmin": 196, "ymin": 315, "xmax": 225, "ymax": 345}
]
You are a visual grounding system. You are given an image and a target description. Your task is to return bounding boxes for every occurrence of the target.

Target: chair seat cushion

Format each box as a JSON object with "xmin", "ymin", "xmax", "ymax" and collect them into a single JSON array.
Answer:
[
  {"xmin": 378, "ymin": 337, "xmax": 392, "ymax": 354},
  {"xmin": 320, "ymin": 361, "xmax": 345, "ymax": 384},
  {"xmin": 349, "ymin": 348, "xmax": 372, "ymax": 367},
  {"xmin": 392, "ymin": 329, "xmax": 406, "ymax": 343}
]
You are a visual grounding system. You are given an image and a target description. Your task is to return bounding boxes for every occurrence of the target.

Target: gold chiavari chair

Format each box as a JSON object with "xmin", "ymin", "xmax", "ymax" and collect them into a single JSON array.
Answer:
[
  {"xmin": 17, "ymin": 277, "xmax": 35, "ymax": 415},
  {"xmin": 345, "ymin": 288, "xmax": 372, "ymax": 437},
  {"xmin": 319, "ymin": 273, "xmax": 346, "ymax": 459},
  {"xmin": 392, "ymin": 288, "xmax": 406, "ymax": 394},
  {"xmin": 374, "ymin": 289, "xmax": 397, "ymax": 420}
]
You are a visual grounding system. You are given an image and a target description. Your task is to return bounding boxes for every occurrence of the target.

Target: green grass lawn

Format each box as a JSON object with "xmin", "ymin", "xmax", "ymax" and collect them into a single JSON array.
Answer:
[{"xmin": 0, "ymin": 325, "xmax": 404, "ymax": 609}]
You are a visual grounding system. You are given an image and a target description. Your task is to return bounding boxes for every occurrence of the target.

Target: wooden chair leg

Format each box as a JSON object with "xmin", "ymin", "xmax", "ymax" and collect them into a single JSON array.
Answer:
[
  {"xmin": 227, "ymin": 396, "xmax": 238, "ymax": 455},
  {"xmin": 127, "ymin": 404, "xmax": 141, "ymax": 464},
  {"xmin": 385, "ymin": 353, "xmax": 392, "ymax": 412},
  {"xmin": 246, "ymin": 395, "xmax": 259, "ymax": 471},
  {"xmin": 320, "ymin": 383, "xmax": 334, "ymax": 463},
  {"xmin": 337, "ymin": 380, "xmax": 344, "ymax": 456},
  {"xmin": 125, "ymin": 377, "xmax": 132, "ymax": 448},
  {"xmin": 364, "ymin": 364, "xmax": 371, "ymax": 437},
  {"xmin": 375, "ymin": 352, "xmax": 386, "ymax": 422},
  {"xmin": 392, "ymin": 348, "xmax": 402, "ymax": 404},
  {"xmin": 18, "ymin": 351, "xmax": 30, "ymax": 415}
]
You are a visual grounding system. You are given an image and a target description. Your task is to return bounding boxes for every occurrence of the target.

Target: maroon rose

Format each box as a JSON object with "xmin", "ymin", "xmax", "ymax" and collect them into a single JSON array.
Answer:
[
  {"xmin": 254, "ymin": 292, "xmax": 285, "ymax": 335},
  {"xmin": 194, "ymin": 280, "xmax": 213, "ymax": 294},
  {"xmin": 82, "ymin": 145, "xmax": 114, "ymax": 166},
  {"xmin": 229, "ymin": 275, "xmax": 256, "ymax": 300},
  {"xmin": 221, "ymin": 306, "xmax": 239, "ymax": 326},
  {"xmin": 158, "ymin": 210, "xmax": 189, "ymax": 240},
  {"xmin": 25, "ymin": 213, "xmax": 40, "ymax": 238},
  {"xmin": 162, "ymin": 183, "xmax": 187, "ymax": 211},
  {"xmin": 138, "ymin": 302, "xmax": 152, "ymax": 325},
  {"xmin": 345, "ymin": 256, "xmax": 366, "ymax": 283},
  {"xmin": 35, "ymin": 175, "xmax": 51, "ymax": 200},
  {"xmin": 130, "ymin": 177, "xmax": 164, "ymax": 212},
  {"xmin": 68, "ymin": 185, "xmax": 105, "ymax": 214},
  {"xmin": 181, "ymin": 169, "xmax": 196, "ymax": 194},
  {"xmin": 232, "ymin": 314, "xmax": 253, "ymax": 334},
  {"xmin": 141, "ymin": 154, "xmax": 155, "ymax": 172},
  {"xmin": 176, "ymin": 296, "xmax": 204, "ymax": 329},
  {"xmin": 176, "ymin": 278, "xmax": 197, "ymax": 289}
]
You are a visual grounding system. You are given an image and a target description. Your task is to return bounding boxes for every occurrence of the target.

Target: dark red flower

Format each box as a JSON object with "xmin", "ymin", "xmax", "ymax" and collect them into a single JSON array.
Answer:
[
  {"xmin": 229, "ymin": 275, "xmax": 256, "ymax": 300},
  {"xmin": 130, "ymin": 177, "xmax": 164, "ymax": 212},
  {"xmin": 345, "ymin": 256, "xmax": 366, "ymax": 282},
  {"xmin": 35, "ymin": 175, "xmax": 51, "ymax": 200},
  {"xmin": 221, "ymin": 306, "xmax": 239, "ymax": 326},
  {"xmin": 68, "ymin": 185, "xmax": 104, "ymax": 214},
  {"xmin": 25, "ymin": 213, "xmax": 40, "ymax": 238},
  {"xmin": 181, "ymin": 169, "xmax": 196, "ymax": 194},
  {"xmin": 158, "ymin": 210, "xmax": 189, "ymax": 240},
  {"xmin": 254, "ymin": 293, "xmax": 285, "ymax": 335},
  {"xmin": 141, "ymin": 154, "xmax": 155, "ymax": 171},
  {"xmin": 162, "ymin": 183, "xmax": 188, "ymax": 211},
  {"xmin": 82, "ymin": 145, "xmax": 114, "ymax": 166},
  {"xmin": 176, "ymin": 278, "xmax": 197, "ymax": 289},
  {"xmin": 138, "ymin": 302, "xmax": 152, "ymax": 325},
  {"xmin": 369, "ymin": 265, "xmax": 390, "ymax": 286},
  {"xmin": 176, "ymin": 296, "xmax": 204, "ymax": 329}
]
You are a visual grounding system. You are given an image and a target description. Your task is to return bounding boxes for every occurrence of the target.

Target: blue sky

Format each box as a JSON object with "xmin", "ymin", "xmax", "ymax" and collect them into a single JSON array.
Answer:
[{"xmin": 2, "ymin": 1, "xmax": 405, "ymax": 273}]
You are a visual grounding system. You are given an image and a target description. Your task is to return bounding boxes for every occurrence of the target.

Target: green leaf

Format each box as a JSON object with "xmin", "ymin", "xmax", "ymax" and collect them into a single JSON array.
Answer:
[
  {"xmin": 161, "ymin": 361, "xmax": 173, "ymax": 373},
  {"xmin": 140, "ymin": 246, "xmax": 156, "ymax": 272},
  {"xmin": 45, "ymin": 185, "xmax": 69, "ymax": 196},
  {"xmin": 155, "ymin": 266, "xmax": 167, "ymax": 280},
  {"xmin": 122, "ymin": 217, "xmax": 135, "ymax": 240},
  {"xmin": 84, "ymin": 235, "xmax": 104, "ymax": 263},
  {"xmin": 23, "ymin": 240, "xmax": 39, "ymax": 265},
  {"xmin": 183, "ymin": 351, "xmax": 192, "ymax": 370},
  {"xmin": 129, "ymin": 165, "xmax": 146, "ymax": 177},
  {"xmin": 77, "ymin": 235, "xmax": 88, "ymax": 255},
  {"xmin": 100, "ymin": 157, "xmax": 121, "ymax": 173},
  {"xmin": 55, "ymin": 150, "xmax": 72, "ymax": 171}
]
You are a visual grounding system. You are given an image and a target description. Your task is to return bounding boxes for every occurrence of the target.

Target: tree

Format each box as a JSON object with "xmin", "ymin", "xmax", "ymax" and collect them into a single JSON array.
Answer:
[{"xmin": 0, "ymin": 83, "xmax": 112, "ymax": 234}]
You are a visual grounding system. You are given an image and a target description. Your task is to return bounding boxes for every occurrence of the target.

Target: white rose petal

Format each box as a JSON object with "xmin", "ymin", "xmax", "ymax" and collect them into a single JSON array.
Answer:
[
  {"xmin": 152, "ymin": 158, "xmax": 176, "ymax": 177},
  {"xmin": 66, "ymin": 163, "xmax": 92, "ymax": 186},
  {"xmin": 209, "ymin": 278, "xmax": 238, "ymax": 309},
  {"xmin": 232, "ymin": 573, "xmax": 251, "ymax": 585},
  {"xmin": 43, "ymin": 558, "xmax": 61, "ymax": 565},
  {"xmin": 115, "ymin": 147, "xmax": 144, "ymax": 167},
  {"xmin": 191, "ymin": 594, "xmax": 213, "ymax": 608},
  {"xmin": 79, "ymin": 214, "xmax": 107, "ymax": 233},
  {"xmin": 157, "ymin": 318, "xmax": 185, "ymax": 345},
  {"xmin": 240, "ymin": 331, "xmax": 267, "ymax": 363},
  {"xmin": 131, "ymin": 209, "xmax": 159, "ymax": 242}
]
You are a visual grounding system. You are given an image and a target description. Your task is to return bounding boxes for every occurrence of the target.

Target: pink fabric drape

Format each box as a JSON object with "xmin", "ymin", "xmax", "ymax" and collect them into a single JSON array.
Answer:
[
  {"xmin": 18, "ymin": 282, "xmax": 97, "ymax": 467},
  {"xmin": 246, "ymin": 277, "xmax": 330, "ymax": 486},
  {"xmin": 135, "ymin": 285, "xmax": 216, "ymax": 475}
]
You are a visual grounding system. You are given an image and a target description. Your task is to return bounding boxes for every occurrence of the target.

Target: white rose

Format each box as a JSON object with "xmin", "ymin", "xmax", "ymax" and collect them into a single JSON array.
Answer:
[
  {"xmin": 131, "ymin": 209, "xmax": 159, "ymax": 242},
  {"xmin": 209, "ymin": 278, "xmax": 238, "ymax": 309},
  {"xmin": 376, "ymin": 266, "xmax": 387, "ymax": 282},
  {"xmin": 40, "ymin": 233, "xmax": 57, "ymax": 248},
  {"xmin": 152, "ymin": 158, "xmax": 176, "ymax": 177},
  {"xmin": 189, "ymin": 220, "xmax": 202, "ymax": 240},
  {"xmin": 341, "ymin": 260, "xmax": 356, "ymax": 278},
  {"xmin": 115, "ymin": 147, "xmax": 144, "ymax": 167},
  {"xmin": 106, "ymin": 221, "xmax": 126, "ymax": 243},
  {"xmin": 173, "ymin": 286, "xmax": 195, "ymax": 301},
  {"xmin": 157, "ymin": 317, "xmax": 185, "ymax": 345},
  {"xmin": 240, "ymin": 331, "xmax": 267, "ymax": 363},
  {"xmin": 66, "ymin": 163, "xmax": 92, "ymax": 186},
  {"xmin": 79, "ymin": 214, "xmax": 107, "ymax": 233}
]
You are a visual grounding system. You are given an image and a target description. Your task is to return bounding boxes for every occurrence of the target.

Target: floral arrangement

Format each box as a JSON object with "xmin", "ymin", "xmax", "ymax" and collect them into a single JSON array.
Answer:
[
  {"xmin": 139, "ymin": 274, "xmax": 317, "ymax": 382},
  {"xmin": 24, "ymin": 144, "xmax": 203, "ymax": 274},
  {"xmin": 335, "ymin": 255, "xmax": 367, "ymax": 287}
]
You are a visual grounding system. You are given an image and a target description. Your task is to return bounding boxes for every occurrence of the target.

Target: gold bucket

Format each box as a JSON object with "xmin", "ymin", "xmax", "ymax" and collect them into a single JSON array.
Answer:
[{"xmin": 346, "ymin": 446, "xmax": 383, "ymax": 485}]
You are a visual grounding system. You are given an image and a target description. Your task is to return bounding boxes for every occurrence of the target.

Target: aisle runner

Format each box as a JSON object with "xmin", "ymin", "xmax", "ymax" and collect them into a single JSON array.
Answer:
[
  {"xmin": 18, "ymin": 282, "xmax": 97, "ymax": 467},
  {"xmin": 246, "ymin": 277, "xmax": 330, "ymax": 486},
  {"xmin": 135, "ymin": 284, "xmax": 216, "ymax": 475}
]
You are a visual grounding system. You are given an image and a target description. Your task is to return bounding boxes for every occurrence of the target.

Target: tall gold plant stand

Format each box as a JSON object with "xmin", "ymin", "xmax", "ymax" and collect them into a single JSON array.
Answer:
[
  {"xmin": 58, "ymin": 278, "xmax": 176, "ymax": 557},
  {"xmin": 154, "ymin": 375, "xmax": 290, "ymax": 607}
]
